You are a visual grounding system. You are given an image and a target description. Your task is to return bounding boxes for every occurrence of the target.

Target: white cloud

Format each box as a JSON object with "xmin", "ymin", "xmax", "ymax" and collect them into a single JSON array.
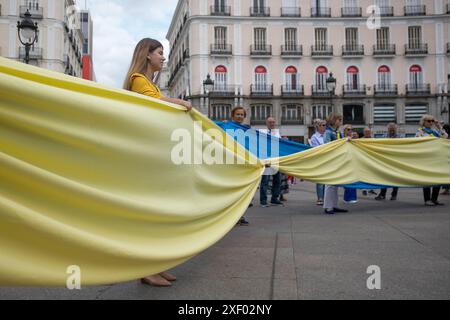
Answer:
[{"xmin": 86, "ymin": 0, "xmax": 178, "ymax": 88}]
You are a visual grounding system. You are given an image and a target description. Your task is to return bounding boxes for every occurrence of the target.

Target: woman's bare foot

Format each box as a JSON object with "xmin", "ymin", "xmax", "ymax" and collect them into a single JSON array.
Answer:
[
  {"xmin": 159, "ymin": 271, "xmax": 177, "ymax": 281},
  {"xmin": 141, "ymin": 274, "xmax": 172, "ymax": 287}
]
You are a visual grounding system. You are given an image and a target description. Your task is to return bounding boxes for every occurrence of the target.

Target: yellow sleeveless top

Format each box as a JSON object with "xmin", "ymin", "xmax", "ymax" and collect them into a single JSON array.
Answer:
[{"xmin": 130, "ymin": 73, "xmax": 163, "ymax": 99}]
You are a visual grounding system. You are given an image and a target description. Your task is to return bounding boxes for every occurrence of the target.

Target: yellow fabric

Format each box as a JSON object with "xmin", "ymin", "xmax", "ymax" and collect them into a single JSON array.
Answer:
[
  {"xmin": 130, "ymin": 73, "xmax": 162, "ymax": 99},
  {"xmin": 1, "ymin": 56, "xmax": 449, "ymax": 286}
]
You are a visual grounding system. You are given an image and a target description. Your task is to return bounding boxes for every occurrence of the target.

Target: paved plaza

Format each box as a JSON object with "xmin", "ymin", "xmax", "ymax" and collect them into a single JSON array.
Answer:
[{"xmin": 1, "ymin": 182, "xmax": 449, "ymax": 300}]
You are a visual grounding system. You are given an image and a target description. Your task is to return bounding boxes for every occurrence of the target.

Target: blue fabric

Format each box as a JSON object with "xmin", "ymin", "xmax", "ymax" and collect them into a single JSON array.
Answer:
[{"xmin": 214, "ymin": 121, "xmax": 439, "ymax": 190}]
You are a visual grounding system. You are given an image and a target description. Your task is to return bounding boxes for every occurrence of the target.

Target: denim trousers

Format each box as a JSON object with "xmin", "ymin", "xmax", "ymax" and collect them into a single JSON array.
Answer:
[{"xmin": 260, "ymin": 172, "xmax": 282, "ymax": 203}]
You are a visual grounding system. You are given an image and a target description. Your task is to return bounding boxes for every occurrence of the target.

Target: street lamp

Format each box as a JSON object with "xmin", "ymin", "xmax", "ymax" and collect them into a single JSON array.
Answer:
[
  {"xmin": 326, "ymin": 72, "xmax": 337, "ymax": 108},
  {"xmin": 17, "ymin": 9, "xmax": 39, "ymax": 64},
  {"xmin": 203, "ymin": 74, "xmax": 214, "ymax": 116}
]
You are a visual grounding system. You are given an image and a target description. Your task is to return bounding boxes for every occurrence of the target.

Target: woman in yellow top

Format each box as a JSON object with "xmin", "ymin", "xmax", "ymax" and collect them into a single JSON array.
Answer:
[{"xmin": 123, "ymin": 38, "xmax": 191, "ymax": 287}]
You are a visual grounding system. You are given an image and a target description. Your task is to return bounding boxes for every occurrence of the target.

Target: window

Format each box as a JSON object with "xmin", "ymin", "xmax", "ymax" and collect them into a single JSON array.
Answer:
[
  {"xmin": 345, "ymin": 28, "xmax": 358, "ymax": 48},
  {"xmin": 315, "ymin": 28, "xmax": 327, "ymax": 49},
  {"xmin": 214, "ymin": 0, "xmax": 227, "ymax": 11},
  {"xmin": 405, "ymin": 104, "xmax": 427, "ymax": 123},
  {"xmin": 253, "ymin": 0, "xmax": 266, "ymax": 14},
  {"xmin": 210, "ymin": 104, "xmax": 231, "ymax": 121},
  {"xmin": 312, "ymin": 104, "xmax": 333, "ymax": 120},
  {"xmin": 214, "ymin": 65, "xmax": 228, "ymax": 91},
  {"xmin": 285, "ymin": 66, "xmax": 299, "ymax": 90},
  {"xmin": 377, "ymin": 65, "xmax": 391, "ymax": 87},
  {"xmin": 408, "ymin": 26, "xmax": 422, "ymax": 48},
  {"xmin": 254, "ymin": 28, "xmax": 267, "ymax": 49},
  {"xmin": 375, "ymin": 0, "xmax": 392, "ymax": 15},
  {"xmin": 285, "ymin": 28, "xmax": 297, "ymax": 50},
  {"xmin": 343, "ymin": 0, "xmax": 358, "ymax": 7},
  {"xmin": 409, "ymin": 65, "xmax": 423, "ymax": 87},
  {"xmin": 343, "ymin": 105, "xmax": 364, "ymax": 124},
  {"xmin": 316, "ymin": 66, "xmax": 328, "ymax": 91},
  {"xmin": 376, "ymin": 27, "xmax": 390, "ymax": 48},
  {"xmin": 254, "ymin": 66, "xmax": 267, "ymax": 90},
  {"xmin": 311, "ymin": 0, "xmax": 330, "ymax": 15},
  {"xmin": 374, "ymin": 104, "xmax": 396, "ymax": 123},
  {"xmin": 346, "ymin": 66, "xmax": 360, "ymax": 90},
  {"xmin": 214, "ymin": 27, "xmax": 227, "ymax": 48},
  {"xmin": 282, "ymin": 104, "xmax": 303, "ymax": 124},
  {"xmin": 251, "ymin": 104, "xmax": 272, "ymax": 122}
]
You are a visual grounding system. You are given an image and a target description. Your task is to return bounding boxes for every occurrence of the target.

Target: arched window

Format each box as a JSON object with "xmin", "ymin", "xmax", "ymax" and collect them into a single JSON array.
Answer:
[
  {"xmin": 409, "ymin": 64, "xmax": 423, "ymax": 87},
  {"xmin": 377, "ymin": 65, "xmax": 391, "ymax": 88},
  {"xmin": 346, "ymin": 66, "xmax": 360, "ymax": 90},
  {"xmin": 254, "ymin": 66, "xmax": 268, "ymax": 91},
  {"xmin": 285, "ymin": 66, "xmax": 299, "ymax": 91},
  {"xmin": 316, "ymin": 66, "xmax": 328, "ymax": 91},
  {"xmin": 215, "ymin": 65, "xmax": 228, "ymax": 91}
]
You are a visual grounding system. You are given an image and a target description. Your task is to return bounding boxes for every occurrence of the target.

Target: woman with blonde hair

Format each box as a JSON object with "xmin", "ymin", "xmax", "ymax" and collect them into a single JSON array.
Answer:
[
  {"xmin": 310, "ymin": 119, "xmax": 327, "ymax": 205},
  {"xmin": 124, "ymin": 38, "xmax": 192, "ymax": 287},
  {"xmin": 416, "ymin": 115, "xmax": 448, "ymax": 206}
]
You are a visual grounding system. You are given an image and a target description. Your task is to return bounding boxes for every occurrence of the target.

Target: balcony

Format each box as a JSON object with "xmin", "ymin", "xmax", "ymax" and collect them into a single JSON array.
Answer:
[
  {"xmin": 373, "ymin": 44, "xmax": 396, "ymax": 56},
  {"xmin": 311, "ymin": 45, "xmax": 333, "ymax": 57},
  {"xmin": 210, "ymin": 44, "xmax": 232, "ymax": 56},
  {"xmin": 20, "ymin": 5, "xmax": 43, "ymax": 19},
  {"xmin": 374, "ymin": 84, "xmax": 398, "ymax": 96},
  {"xmin": 19, "ymin": 46, "xmax": 42, "ymax": 60},
  {"xmin": 250, "ymin": 84, "xmax": 273, "ymax": 97},
  {"xmin": 210, "ymin": 85, "xmax": 240, "ymax": 97},
  {"xmin": 342, "ymin": 44, "xmax": 364, "ymax": 57},
  {"xmin": 447, "ymin": 4, "xmax": 450, "ymax": 14},
  {"xmin": 183, "ymin": 48, "xmax": 190, "ymax": 60},
  {"xmin": 281, "ymin": 84, "xmax": 304, "ymax": 97},
  {"xmin": 447, "ymin": 43, "xmax": 450, "ymax": 54},
  {"xmin": 341, "ymin": 7, "xmax": 362, "ymax": 17},
  {"xmin": 250, "ymin": 7, "xmax": 270, "ymax": 17},
  {"xmin": 377, "ymin": 6, "xmax": 394, "ymax": 17},
  {"xmin": 405, "ymin": 44, "xmax": 428, "ymax": 56},
  {"xmin": 311, "ymin": 7, "xmax": 331, "ymax": 17},
  {"xmin": 210, "ymin": 5, "xmax": 231, "ymax": 16},
  {"xmin": 281, "ymin": 45, "xmax": 303, "ymax": 57},
  {"xmin": 311, "ymin": 85, "xmax": 331, "ymax": 97},
  {"xmin": 404, "ymin": 5, "xmax": 426, "ymax": 16},
  {"xmin": 250, "ymin": 44, "xmax": 272, "ymax": 57},
  {"xmin": 281, "ymin": 7, "xmax": 301, "ymax": 17},
  {"xmin": 343, "ymin": 85, "xmax": 366, "ymax": 96},
  {"xmin": 406, "ymin": 84, "xmax": 431, "ymax": 95}
]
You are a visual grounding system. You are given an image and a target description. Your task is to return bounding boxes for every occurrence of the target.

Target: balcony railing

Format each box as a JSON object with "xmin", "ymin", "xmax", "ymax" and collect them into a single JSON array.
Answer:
[
  {"xmin": 19, "ymin": 46, "xmax": 43, "ymax": 60},
  {"xmin": 210, "ymin": 44, "xmax": 232, "ymax": 55},
  {"xmin": 373, "ymin": 44, "xmax": 396, "ymax": 56},
  {"xmin": 281, "ymin": 118, "xmax": 304, "ymax": 125},
  {"xmin": 311, "ymin": 7, "xmax": 331, "ymax": 17},
  {"xmin": 250, "ymin": 7, "xmax": 270, "ymax": 17},
  {"xmin": 377, "ymin": 6, "xmax": 394, "ymax": 17},
  {"xmin": 374, "ymin": 84, "xmax": 398, "ymax": 96},
  {"xmin": 281, "ymin": 84, "xmax": 304, "ymax": 97},
  {"xmin": 342, "ymin": 44, "xmax": 364, "ymax": 56},
  {"xmin": 250, "ymin": 84, "xmax": 273, "ymax": 96},
  {"xmin": 406, "ymin": 84, "xmax": 431, "ymax": 95},
  {"xmin": 210, "ymin": 85, "xmax": 240, "ymax": 97},
  {"xmin": 404, "ymin": 5, "xmax": 426, "ymax": 16},
  {"xmin": 210, "ymin": 5, "xmax": 231, "ymax": 16},
  {"xmin": 447, "ymin": 4, "xmax": 450, "ymax": 14},
  {"xmin": 281, "ymin": 7, "xmax": 301, "ymax": 17},
  {"xmin": 311, "ymin": 45, "xmax": 333, "ymax": 57},
  {"xmin": 20, "ymin": 5, "xmax": 43, "ymax": 19},
  {"xmin": 343, "ymin": 85, "xmax": 366, "ymax": 96},
  {"xmin": 447, "ymin": 43, "xmax": 450, "ymax": 54},
  {"xmin": 341, "ymin": 7, "xmax": 362, "ymax": 17},
  {"xmin": 405, "ymin": 43, "xmax": 428, "ymax": 55},
  {"xmin": 311, "ymin": 85, "xmax": 331, "ymax": 97},
  {"xmin": 281, "ymin": 45, "xmax": 303, "ymax": 56},
  {"xmin": 250, "ymin": 44, "xmax": 272, "ymax": 56}
]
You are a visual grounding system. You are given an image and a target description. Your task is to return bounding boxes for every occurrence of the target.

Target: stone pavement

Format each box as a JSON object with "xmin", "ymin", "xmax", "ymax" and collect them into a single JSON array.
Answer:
[{"xmin": 1, "ymin": 182, "xmax": 450, "ymax": 300}]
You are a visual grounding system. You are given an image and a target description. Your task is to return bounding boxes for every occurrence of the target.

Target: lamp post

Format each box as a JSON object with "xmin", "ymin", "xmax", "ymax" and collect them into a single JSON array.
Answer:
[
  {"xmin": 326, "ymin": 72, "xmax": 337, "ymax": 109},
  {"xmin": 17, "ymin": 9, "xmax": 39, "ymax": 64},
  {"xmin": 203, "ymin": 74, "xmax": 214, "ymax": 116}
]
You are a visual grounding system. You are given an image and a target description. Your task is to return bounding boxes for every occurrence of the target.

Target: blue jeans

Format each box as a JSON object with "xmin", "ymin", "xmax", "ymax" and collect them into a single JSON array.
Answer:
[
  {"xmin": 344, "ymin": 188, "xmax": 358, "ymax": 202},
  {"xmin": 260, "ymin": 172, "xmax": 281, "ymax": 204},
  {"xmin": 316, "ymin": 184, "xmax": 325, "ymax": 200}
]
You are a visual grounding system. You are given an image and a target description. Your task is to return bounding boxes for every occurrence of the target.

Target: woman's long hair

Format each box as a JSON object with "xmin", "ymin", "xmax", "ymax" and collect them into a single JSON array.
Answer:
[{"xmin": 123, "ymin": 38, "xmax": 163, "ymax": 90}]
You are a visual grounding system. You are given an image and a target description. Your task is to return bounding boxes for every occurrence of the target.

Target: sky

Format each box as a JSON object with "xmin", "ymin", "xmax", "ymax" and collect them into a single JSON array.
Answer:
[{"xmin": 82, "ymin": 0, "xmax": 179, "ymax": 88}]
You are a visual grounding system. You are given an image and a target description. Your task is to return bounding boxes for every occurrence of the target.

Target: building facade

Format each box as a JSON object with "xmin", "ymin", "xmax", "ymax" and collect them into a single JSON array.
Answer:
[
  {"xmin": 0, "ymin": 0, "xmax": 85, "ymax": 78},
  {"xmin": 166, "ymin": 0, "xmax": 450, "ymax": 141}
]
